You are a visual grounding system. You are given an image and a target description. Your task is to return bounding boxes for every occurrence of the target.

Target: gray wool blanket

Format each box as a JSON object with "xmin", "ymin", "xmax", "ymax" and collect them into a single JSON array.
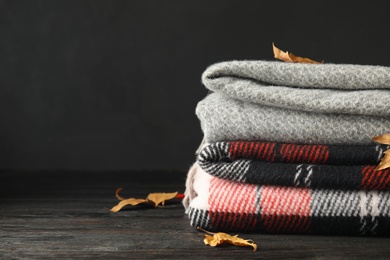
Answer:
[{"xmin": 197, "ymin": 61, "xmax": 390, "ymax": 145}]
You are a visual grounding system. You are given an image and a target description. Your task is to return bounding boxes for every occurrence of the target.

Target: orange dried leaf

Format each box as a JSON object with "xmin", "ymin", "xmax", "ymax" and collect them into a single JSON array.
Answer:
[
  {"xmin": 372, "ymin": 134, "xmax": 390, "ymax": 170},
  {"xmin": 372, "ymin": 134, "xmax": 390, "ymax": 145},
  {"xmin": 110, "ymin": 198, "xmax": 147, "ymax": 212},
  {"xmin": 110, "ymin": 189, "xmax": 179, "ymax": 211},
  {"xmin": 147, "ymin": 192, "xmax": 178, "ymax": 207},
  {"xmin": 115, "ymin": 188, "xmax": 126, "ymax": 201},
  {"xmin": 272, "ymin": 43, "xmax": 293, "ymax": 62},
  {"xmin": 375, "ymin": 150, "xmax": 390, "ymax": 171},
  {"xmin": 272, "ymin": 43, "xmax": 322, "ymax": 64},
  {"xmin": 198, "ymin": 227, "xmax": 257, "ymax": 251}
]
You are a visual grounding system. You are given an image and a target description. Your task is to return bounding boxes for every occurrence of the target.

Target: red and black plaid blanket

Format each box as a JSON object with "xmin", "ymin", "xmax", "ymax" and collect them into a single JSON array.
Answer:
[
  {"xmin": 185, "ymin": 164, "xmax": 390, "ymax": 235},
  {"xmin": 197, "ymin": 141, "xmax": 390, "ymax": 191},
  {"xmin": 184, "ymin": 61, "xmax": 390, "ymax": 236}
]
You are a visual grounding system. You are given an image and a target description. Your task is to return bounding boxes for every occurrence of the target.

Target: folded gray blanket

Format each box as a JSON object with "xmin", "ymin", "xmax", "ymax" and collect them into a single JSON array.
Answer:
[{"xmin": 197, "ymin": 61, "xmax": 390, "ymax": 145}]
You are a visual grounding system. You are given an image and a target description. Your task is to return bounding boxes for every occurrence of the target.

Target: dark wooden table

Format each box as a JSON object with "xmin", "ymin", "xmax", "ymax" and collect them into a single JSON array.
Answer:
[{"xmin": 1, "ymin": 170, "xmax": 389, "ymax": 259}]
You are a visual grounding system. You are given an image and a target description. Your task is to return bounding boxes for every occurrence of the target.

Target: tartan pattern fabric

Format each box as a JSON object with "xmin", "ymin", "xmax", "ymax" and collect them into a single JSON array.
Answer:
[
  {"xmin": 187, "ymin": 168, "xmax": 390, "ymax": 235},
  {"xmin": 184, "ymin": 60, "xmax": 390, "ymax": 236},
  {"xmin": 225, "ymin": 141, "xmax": 387, "ymax": 165},
  {"xmin": 198, "ymin": 141, "xmax": 390, "ymax": 191}
]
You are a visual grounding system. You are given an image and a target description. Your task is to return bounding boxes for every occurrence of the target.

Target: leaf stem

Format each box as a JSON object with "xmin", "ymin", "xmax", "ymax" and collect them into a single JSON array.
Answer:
[{"xmin": 197, "ymin": 227, "xmax": 215, "ymax": 235}]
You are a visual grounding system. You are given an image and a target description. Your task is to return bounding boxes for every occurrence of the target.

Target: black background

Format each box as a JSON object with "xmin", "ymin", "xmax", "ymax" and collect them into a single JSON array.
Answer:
[{"xmin": 1, "ymin": 0, "xmax": 389, "ymax": 171}]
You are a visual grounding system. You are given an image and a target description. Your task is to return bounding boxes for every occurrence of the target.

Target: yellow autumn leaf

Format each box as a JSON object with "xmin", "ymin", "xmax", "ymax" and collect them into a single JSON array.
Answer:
[
  {"xmin": 147, "ymin": 192, "xmax": 178, "ymax": 207},
  {"xmin": 272, "ymin": 43, "xmax": 323, "ymax": 64},
  {"xmin": 198, "ymin": 227, "xmax": 257, "ymax": 251},
  {"xmin": 110, "ymin": 198, "xmax": 148, "ymax": 212},
  {"xmin": 372, "ymin": 134, "xmax": 390, "ymax": 145},
  {"xmin": 375, "ymin": 150, "xmax": 390, "ymax": 171}
]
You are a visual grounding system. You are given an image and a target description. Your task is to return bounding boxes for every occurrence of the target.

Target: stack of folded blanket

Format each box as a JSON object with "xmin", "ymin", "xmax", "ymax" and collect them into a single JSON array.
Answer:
[{"xmin": 183, "ymin": 60, "xmax": 390, "ymax": 235}]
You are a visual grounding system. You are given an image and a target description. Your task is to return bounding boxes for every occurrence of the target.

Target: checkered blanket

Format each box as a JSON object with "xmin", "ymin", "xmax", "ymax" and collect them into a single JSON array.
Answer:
[
  {"xmin": 198, "ymin": 141, "xmax": 390, "ymax": 191},
  {"xmin": 184, "ymin": 60, "xmax": 390, "ymax": 236},
  {"xmin": 184, "ymin": 163, "xmax": 390, "ymax": 235}
]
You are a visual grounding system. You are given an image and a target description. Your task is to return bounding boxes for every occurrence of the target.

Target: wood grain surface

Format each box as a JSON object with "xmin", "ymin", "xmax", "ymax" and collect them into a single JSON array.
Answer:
[{"xmin": 1, "ymin": 171, "xmax": 389, "ymax": 259}]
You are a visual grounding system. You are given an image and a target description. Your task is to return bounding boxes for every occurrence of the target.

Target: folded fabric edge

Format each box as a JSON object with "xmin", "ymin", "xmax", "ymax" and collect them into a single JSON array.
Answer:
[
  {"xmin": 182, "ymin": 163, "xmax": 197, "ymax": 212},
  {"xmin": 185, "ymin": 166, "xmax": 390, "ymax": 235},
  {"xmin": 201, "ymin": 60, "xmax": 390, "ymax": 90},
  {"xmin": 196, "ymin": 93, "xmax": 390, "ymax": 145},
  {"xmin": 196, "ymin": 141, "xmax": 390, "ymax": 191}
]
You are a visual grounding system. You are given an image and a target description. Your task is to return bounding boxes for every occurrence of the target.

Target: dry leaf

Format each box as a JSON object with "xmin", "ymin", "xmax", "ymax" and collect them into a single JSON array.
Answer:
[
  {"xmin": 198, "ymin": 227, "xmax": 257, "ymax": 251},
  {"xmin": 147, "ymin": 192, "xmax": 178, "ymax": 207},
  {"xmin": 110, "ymin": 189, "xmax": 179, "ymax": 212},
  {"xmin": 375, "ymin": 150, "xmax": 390, "ymax": 171},
  {"xmin": 115, "ymin": 188, "xmax": 126, "ymax": 201},
  {"xmin": 372, "ymin": 134, "xmax": 390, "ymax": 145},
  {"xmin": 110, "ymin": 198, "xmax": 148, "ymax": 212},
  {"xmin": 372, "ymin": 134, "xmax": 390, "ymax": 170},
  {"xmin": 272, "ymin": 43, "xmax": 292, "ymax": 62},
  {"xmin": 272, "ymin": 43, "xmax": 323, "ymax": 64}
]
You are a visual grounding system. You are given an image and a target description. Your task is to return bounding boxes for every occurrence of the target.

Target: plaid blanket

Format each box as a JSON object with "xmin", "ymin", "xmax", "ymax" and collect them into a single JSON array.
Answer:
[
  {"xmin": 185, "ymin": 164, "xmax": 390, "ymax": 236},
  {"xmin": 198, "ymin": 141, "xmax": 390, "ymax": 191},
  {"xmin": 184, "ymin": 60, "xmax": 390, "ymax": 236}
]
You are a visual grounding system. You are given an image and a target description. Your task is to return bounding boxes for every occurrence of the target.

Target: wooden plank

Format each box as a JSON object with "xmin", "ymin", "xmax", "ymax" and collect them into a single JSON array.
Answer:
[{"xmin": 1, "ymin": 171, "xmax": 390, "ymax": 258}]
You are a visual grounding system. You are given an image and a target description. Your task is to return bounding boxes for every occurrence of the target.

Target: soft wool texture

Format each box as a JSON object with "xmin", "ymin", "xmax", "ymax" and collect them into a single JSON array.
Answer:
[
  {"xmin": 185, "ymin": 164, "xmax": 390, "ymax": 236},
  {"xmin": 197, "ymin": 94, "xmax": 390, "ymax": 145},
  {"xmin": 203, "ymin": 60, "xmax": 390, "ymax": 91},
  {"xmin": 197, "ymin": 141, "xmax": 390, "ymax": 191},
  {"xmin": 197, "ymin": 61, "xmax": 390, "ymax": 145},
  {"xmin": 202, "ymin": 61, "xmax": 390, "ymax": 115},
  {"xmin": 184, "ymin": 60, "xmax": 390, "ymax": 236}
]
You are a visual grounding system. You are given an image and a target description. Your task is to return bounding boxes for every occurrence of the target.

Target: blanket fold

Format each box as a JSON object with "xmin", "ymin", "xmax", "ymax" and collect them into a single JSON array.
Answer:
[
  {"xmin": 200, "ymin": 141, "xmax": 388, "ymax": 165},
  {"xmin": 186, "ymin": 164, "xmax": 390, "ymax": 236},
  {"xmin": 202, "ymin": 61, "xmax": 390, "ymax": 116},
  {"xmin": 198, "ymin": 61, "xmax": 390, "ymax": 145},
  {"xmin": 185, "ymin": 60, "xmax": 390, "ymax": 236},
  {"xmin": 197, "ymin": 93, "xmax": 390, "ymax": 145},
  {"xmin": 197, "ymin": 141, "xmax": 390, "ymax": 191}
]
